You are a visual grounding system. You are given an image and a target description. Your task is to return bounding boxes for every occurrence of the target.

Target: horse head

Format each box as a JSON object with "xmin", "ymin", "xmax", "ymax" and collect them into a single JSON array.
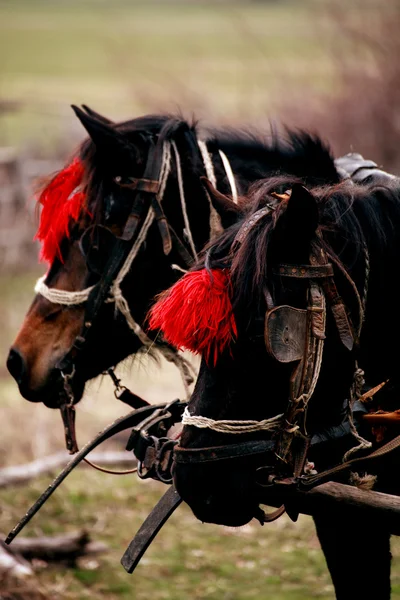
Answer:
[
  {"xmin": 161, "ymin": 178, "xmax": 375, "ymax": 527},
  {"xmin": 8, "ymin": 109, "xmax": 343, "ymax": 413},
  {"xmin": 7, "ymin": 108, "xmax": 225, "ymax": 409}
]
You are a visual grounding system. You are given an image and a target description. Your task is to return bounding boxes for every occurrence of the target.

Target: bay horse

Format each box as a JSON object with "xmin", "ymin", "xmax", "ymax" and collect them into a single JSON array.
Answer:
[
  {"xmin": 152, "ymin": 176, "xmax": 400, "ymax": 598},
  {"xmin": 6, "ymin": 107, "xmax": 341, "ymax": 412}
]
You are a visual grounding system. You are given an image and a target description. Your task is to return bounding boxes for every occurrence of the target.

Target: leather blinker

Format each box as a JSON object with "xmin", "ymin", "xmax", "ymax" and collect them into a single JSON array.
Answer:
[{"xmin": 264, "ymin": 305, "xmax": 308, "ymax": 363}]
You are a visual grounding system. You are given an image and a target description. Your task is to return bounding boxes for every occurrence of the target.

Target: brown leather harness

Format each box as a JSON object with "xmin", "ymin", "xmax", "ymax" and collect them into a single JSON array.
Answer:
[
  {"xmin": 8, "ymin": 160, "xmax": 400, "ymax": 575},
  {"xmin": 175, "ymin": 198, "xmax": 356, "ymax": 477},
  {"xmin": 56, "ymin": 126, "xmax": 199, "ymax": 455}
]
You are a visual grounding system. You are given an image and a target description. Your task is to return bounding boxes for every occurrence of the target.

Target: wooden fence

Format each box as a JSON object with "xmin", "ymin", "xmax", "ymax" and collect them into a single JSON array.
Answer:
[{"xmin": 0, "ymin": 148, "xmax": 61, "ymax": 271}]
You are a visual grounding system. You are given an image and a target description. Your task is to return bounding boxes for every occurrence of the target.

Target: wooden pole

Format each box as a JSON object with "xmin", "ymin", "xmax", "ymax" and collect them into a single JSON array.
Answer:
[{"xmin": 259, "ymin": 482, "xmax": 400, "ymax": 534}]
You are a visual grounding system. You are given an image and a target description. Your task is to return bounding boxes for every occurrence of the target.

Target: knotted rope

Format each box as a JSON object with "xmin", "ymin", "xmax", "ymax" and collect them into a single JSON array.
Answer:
[
  {"xmin": 34, "ymin": 276, "xmax": 94, "ymax": 305},
  {"xmin": 343, "ymin": 365, "xmax": 372, "ymax": 462},
  {"xmin": 182, "ymin": 406, "xmax": 284, "ymax": 434}
]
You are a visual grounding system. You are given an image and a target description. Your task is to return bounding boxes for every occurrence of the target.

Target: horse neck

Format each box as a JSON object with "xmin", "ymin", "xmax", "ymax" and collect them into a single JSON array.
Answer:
[
  {"xmin": 353, "ymin": 186, "xmax": 400, "ymax": 383},
  {"xmin": 216, "ymin": 135, "xmax": 340, "ymax": 190}
]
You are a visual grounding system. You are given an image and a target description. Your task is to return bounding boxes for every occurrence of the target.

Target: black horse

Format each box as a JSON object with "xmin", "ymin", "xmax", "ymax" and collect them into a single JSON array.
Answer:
[
  {"xmin": 6, "ymin": 107, "xmax": 341, "ymax": 411},
  {"xmin": 165, "ymin": 176, "xmax": 400, "ymax": 598}
]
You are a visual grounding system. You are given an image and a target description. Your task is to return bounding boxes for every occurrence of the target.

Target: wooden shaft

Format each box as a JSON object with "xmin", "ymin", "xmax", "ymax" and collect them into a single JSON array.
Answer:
[{"xmin": 259, "ymin": 482, "xmax": 400, "ymax": 535}]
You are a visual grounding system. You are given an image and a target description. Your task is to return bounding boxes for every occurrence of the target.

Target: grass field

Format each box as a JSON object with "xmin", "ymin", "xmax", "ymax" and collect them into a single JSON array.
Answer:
[
  {"xmin": 1, "ymin": 471, "xmax": 333, "ymax": 600},
  {"xmin": 0, "ymin": 0, "xmax": 341, "ymax": 150}
]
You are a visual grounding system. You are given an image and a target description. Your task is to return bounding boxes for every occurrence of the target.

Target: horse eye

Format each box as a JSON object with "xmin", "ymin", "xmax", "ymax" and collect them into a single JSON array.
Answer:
[{"xmin": 43, "ymin": 307, "xmax": 62, "ymax": 322}]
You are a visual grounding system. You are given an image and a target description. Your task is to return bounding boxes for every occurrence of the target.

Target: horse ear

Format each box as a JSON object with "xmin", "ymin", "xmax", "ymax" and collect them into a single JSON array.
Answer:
[
  {"xmin": 81, "ymin": 105, "xmax": 114, "ymax": 125},
  {"xmin": 271, "ymin": 184, "xmax": 319, "ymax": 259},
  {"xmin": 72, "ymin": 104, "xmax": 125, "ymax": 148},
  {"xmin": 71, "ymin": 105, "xmax": 142, "ymax": 172},
  {"xmin": 201, "ymin": 177, "xmax": 242, "ymax": 228}
]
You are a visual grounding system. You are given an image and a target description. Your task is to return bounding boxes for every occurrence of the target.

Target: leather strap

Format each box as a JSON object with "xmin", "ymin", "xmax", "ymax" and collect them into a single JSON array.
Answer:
[
  {"xmin": 274, "ymin": 264, "xmax": 334, "ymax": 278},
  {"xmin": 116, "ymin": 177, "xmax": 160, "ymax": 194},
  {"xmin": 121, "ymin": 486, "xmax": 182, "ymax": 574},
  {"xmin": 300, "ymin": 433, "xmax": 400, "ymax": 490},
  {"xmin": 174, "ymin": 439, "xmax": 275, "ymax": 464},
  {"xmin": 5, "ymin": 402, "xmax": 179, "ymax": 545},
  {"xmin": 120, "ymin": 139, "xmax": 164, "ymax": 241},
  {"xmin": 233, "ymin": 205, "xmax": 276, "ymax": 246}
]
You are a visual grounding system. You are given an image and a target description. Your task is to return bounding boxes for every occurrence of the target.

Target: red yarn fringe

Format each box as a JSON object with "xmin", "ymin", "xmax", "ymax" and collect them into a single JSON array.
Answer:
[
  {"xmin": 35, "ymin": 157, "xmax": 86, "ymax": 263},
  {"xmin": 148, "ymin": 269, "xmax": 237, "ymax": 365}
]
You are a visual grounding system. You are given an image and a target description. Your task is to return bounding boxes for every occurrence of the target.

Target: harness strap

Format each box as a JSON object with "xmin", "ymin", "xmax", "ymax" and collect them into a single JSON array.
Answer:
[
  {"xmin": 5, "ymin": 402, "xmax": 174, "ymax": 545},
  {"xmin": 115, "ymin": 177, "xmax": 160, "ymax": 194},
  {"xmin": 233, "ymin": 205, "xmax": 276, "ymax": 247},
  {"xmin": 275, "ymin": 264, "xmax": 334, "ymax": 278},
  {"xmin": 174, "ymin": 439, "xmax": 275, "ymax": 464},
  {"xmin": 275, "ymin": 279, "xmax": 326, "ymax": 466},
  {"xmin": 120, "ymin": 139, "xmax": 166, "ymax": 242},
  {"xmin": 121, "ymin": 485, "xmax": 182, "ymax": 574},
  {"xmin": 301, "ymin": 433, "xmax": 400, "ymax": 490}
]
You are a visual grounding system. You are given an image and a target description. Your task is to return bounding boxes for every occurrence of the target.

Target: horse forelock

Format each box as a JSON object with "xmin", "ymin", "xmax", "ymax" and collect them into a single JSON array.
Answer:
[{"xmin": 34, "ymin": 113, "xmax": 200, "ymax": 266}]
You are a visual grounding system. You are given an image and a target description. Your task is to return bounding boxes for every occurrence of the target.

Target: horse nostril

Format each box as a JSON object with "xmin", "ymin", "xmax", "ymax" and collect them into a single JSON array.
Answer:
[{"xmin": 7, "ymin": 348, "xmax": 27, "ymax": 385}]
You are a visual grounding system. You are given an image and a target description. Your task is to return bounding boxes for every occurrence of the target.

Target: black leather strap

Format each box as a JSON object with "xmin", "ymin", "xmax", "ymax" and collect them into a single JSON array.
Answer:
[
  {"xmin": 121, "ymin": 485, "xmax": 182, "ymax": 574},
  {"xmin": 5, "ymin": 402, "xmax": 176, "ymax": 545},
  {"xmin": 174, "ymin": 439, "xmax": 275, "ymax": 464}
]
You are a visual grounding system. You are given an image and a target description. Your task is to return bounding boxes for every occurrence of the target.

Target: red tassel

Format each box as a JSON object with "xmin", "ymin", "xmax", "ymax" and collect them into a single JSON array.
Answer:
[
  {"xmin": 148, "ymin": 269, "xmax": 237, "ymax": 365},
  {"xmin": 35, "ymin": 157, "xmax": 86, "ymax": 263}
]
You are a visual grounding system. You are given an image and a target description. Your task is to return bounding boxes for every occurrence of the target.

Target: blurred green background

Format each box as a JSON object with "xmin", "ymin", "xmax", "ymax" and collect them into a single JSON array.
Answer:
[
  {"xmin": 0, "ymin": 0, "xmax": 333, "ymax": 148},
  {"xmin": 1, "ymin": 1, "xmax": 400, "ymax": 598}
]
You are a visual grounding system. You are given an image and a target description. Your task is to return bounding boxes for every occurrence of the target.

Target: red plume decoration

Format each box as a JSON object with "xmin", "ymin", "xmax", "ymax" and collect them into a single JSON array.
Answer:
[
  {"xmin": 148, "ymin": 268, "xmax": 237, "ymax": 365},
  {"xmin": 35, "ymin": 157, "xmax": 87, "ymax": 263}
]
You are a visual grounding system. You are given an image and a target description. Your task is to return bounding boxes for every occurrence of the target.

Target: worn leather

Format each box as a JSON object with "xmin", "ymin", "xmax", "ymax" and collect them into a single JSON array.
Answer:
[
  {"xmin": 321, "ymin": 277, "xmax": 354, "ymax": 351},
  {"xmin": 265, "ymin": 306, "xmax": 308, "ymax": 363},
  {"xmin": 275, "ymin": 264, "xmax": 334, "ymax": 279},
  {"xmin": 335, "ymin": 152, "xmax": 397, "ymax": 185}
]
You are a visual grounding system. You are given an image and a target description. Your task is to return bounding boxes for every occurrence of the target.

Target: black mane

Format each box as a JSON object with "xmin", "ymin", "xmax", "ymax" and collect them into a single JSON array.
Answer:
[
  {"xmin": 200, "ymin": 175, "xmax": 400, "ymax": 321},
  {"xmin": 77, "ymin": 114, "xmax": 341, "ymax": 222},
  {"xmin": 213, "ymin": 127, "xmax": 340, "ymax": 187}
]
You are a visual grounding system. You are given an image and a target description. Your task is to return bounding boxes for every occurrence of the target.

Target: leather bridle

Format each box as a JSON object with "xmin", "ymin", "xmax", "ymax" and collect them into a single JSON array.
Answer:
[
  {"xmin": 38, "ymin": 122, "xmax": 237, "ymax": 455},
  {"xmin": 54, "ymin": 136, "xmax": 171, "ymax": 451},
  {"xmin": 174, "ymin": 198, "xmax": 358, "ymax": 487},
  {"xmin": 52, "ymin": 131, "xmax": 195, "ymax": 453}
]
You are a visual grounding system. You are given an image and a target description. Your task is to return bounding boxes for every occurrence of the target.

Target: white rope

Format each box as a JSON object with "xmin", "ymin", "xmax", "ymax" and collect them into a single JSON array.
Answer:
[
  {"xmin": 111, "ymin": 207, "xmax": 155, "ymax": 312},
  {"xmin": 34, "ymin": 275, "xmax": 93, "ymax": 305},
  {"xmin": 197, "ymin": 140, "xmax": 217, "ymax": 188},
  {"xmin": 157, "ymin": 140, "xmax": 172, "ymax": 201},
  {"xmin": 197, "ymin": 139, "xmax": 223, "ymax": 241},
  {"xmin": 171, "ymin": 264, "xmax": 189, "ymax": 274},
  {"xmin": 219, "ymin": 149, "xmax": 238, "ymax": 204},
  {"xmin": 171, "ymin": 140, "xmax": 198, "ymax": 261},
  {"xmin": 182, "ymin": 406, "xmax": 284, "ymax": 434}
]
